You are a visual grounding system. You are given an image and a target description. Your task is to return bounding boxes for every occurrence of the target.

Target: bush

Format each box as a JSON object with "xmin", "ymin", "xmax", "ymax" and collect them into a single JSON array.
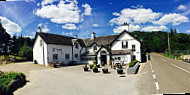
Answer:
[
  {"xmin": 128, "ymin": 60, "xmax": 139, "ymax": 67},
  {"xmin": 0, "ymin": 72, "xmax": 26, "ymax": 95},
  {"xmin": 18, "ymin": 46, "xmax": 33, "ymax": 60},
  {"xmin": 164, "ymin": 55, "xmax": 175, "ymax": 59}
]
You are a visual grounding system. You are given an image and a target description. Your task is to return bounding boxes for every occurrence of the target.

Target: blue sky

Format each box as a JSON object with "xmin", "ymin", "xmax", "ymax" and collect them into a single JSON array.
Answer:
[{"xmin": 0, "ymin": 0, "xmax": 190, "ymax": 38}]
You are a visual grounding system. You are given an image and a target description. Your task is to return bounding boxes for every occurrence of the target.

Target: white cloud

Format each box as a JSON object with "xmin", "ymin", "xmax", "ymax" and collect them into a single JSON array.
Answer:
[
  {"xmin": 62, "ymin": 31, "xmax": 74, "ymax": 36},
  {"xmin": 82, "ymin": 3, "xmax": 92, "ymax": 16},
  {"xmin": 153, "ymin": 13, "xmax": 189, "ymax": 26},
  {"xmin": 38, "ymin": 23, "xmax": 42, "ymax": 27},
  {"xmin": 92, "ymin": 24, "xmax": 98, "ymax": 27},
  {"xmin": 141, "ymin": 25, "xmax": 167, "ymax": 31},
  {"xmin": 186, "ymin": 30, "xmax": 190, "ymax": 33},
  {"xmin": 41, "ymin": 0, "xmax": 58, "ymax": 6},
  {"xmin": 112, "ymin": 12, "xmax": 120, "ymax": 16},
  {"xmin": 113, "ymin": 24, "xmax": 140, "ymax": 33},
  {"xmin": 25, "ymin": 0, "xmax": 35, "ymax": 2},
  {"xmin": 110, "ymin": 8, "xmax": 161, "ymax": 25},
  {"xmin": 35, "ymin": 0, "xmax": 80, "ymax": 24},
  {"xmin": 62, "ymin": 24, "xmax": 78, "ymax": 30},
  {"xmin": 131, "ymin": 5, "xmax": 143, "ymax": 9},
  {"xmin": 0, "ymin": 16, "xmax": 22, "ymax": 35},
  {"xmin": 38, "ymin": 23, "xmax": 50, "ymax": 32},
  {"xmin": 177, "ymin": 5, "xmax": 187, "ymax": 11}
]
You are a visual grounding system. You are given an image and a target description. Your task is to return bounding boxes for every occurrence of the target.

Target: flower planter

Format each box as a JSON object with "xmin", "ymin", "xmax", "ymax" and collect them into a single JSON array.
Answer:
[
  {"xmin": 127, "ymin": 62, "xmax": 139, "ymax": 74},
  {"xmin": 102, "ymin": 69, "xmax": 108, "ymax": 73},
  {"xmin": 117, "ymin": 69, "xmax": 123, "ymax": 74},
  {"xmin": 90, "ymin": 65, "xmax": 94, "ymax": 69},
  {"xmin": 83, "ymin": 67, "xmax": 89, "ymax": 71},
  {"xmin": 93, "ymin": 68, "xmax": 98, "ymax": 72}
]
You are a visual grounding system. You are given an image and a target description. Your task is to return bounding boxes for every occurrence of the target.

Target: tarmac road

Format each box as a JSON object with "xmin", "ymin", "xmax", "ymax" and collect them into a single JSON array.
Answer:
[{"xmin": 149, "ymin": 53, "xmax": 190, "ymax": 94}]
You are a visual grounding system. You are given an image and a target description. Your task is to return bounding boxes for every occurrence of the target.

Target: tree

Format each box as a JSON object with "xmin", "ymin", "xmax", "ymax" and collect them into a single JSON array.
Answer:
[{"xmin": 18, "ymin": 45, "xmax": 33, "ymax": 60}]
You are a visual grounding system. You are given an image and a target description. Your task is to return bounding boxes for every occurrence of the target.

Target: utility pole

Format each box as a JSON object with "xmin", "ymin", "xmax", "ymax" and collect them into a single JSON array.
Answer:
[{"xmin": 168, "ymin": 33, "xmax": 171, "ymax": 55}]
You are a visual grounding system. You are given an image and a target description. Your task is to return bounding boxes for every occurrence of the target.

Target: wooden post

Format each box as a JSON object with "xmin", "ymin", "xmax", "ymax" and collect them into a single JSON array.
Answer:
[{"xmin": 168, "ymin": 33, "xmax": 171, "ymax": 55}]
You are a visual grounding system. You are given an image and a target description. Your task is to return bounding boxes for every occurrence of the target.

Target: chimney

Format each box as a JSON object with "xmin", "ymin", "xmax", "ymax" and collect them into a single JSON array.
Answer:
[
  {"xmin": 91, "ymin": 32, "xmax": 95, "ymax": 39},
  {"xmin": 74, "ymin": 35, "xmax": 78, "ymax": 38},
  {"xmin": 37, "ymin": 26, "xmax": 41, "ymax": 33},
  {"xmin": 121, "ymin": 22, "xmax": 129, "ymax": 31}
]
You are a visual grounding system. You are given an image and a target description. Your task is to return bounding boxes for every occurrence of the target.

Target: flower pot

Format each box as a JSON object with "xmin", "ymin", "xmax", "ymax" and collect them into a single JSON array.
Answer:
[
  {"xmin": 117, "ymin": 69, "xmax": 123, "ymax": 74},
  {"xmin": 83, "ymin": 67, "xmax": 89, "ymax": 71},
  {"xmin": 102, "ymin": 69, "xmax": 108, "ymax": 73},
  {"xmin": 93, "ymin": 68, "xmax": 98, "ymax": 72}
]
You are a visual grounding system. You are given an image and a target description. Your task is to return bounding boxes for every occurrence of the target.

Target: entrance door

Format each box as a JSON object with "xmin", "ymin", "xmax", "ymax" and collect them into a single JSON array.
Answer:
[
  {"xmin": 101, "ymin": 55, "xmax": 107, "ymax": 65},
  {"xmin": 100, "ymin": 51, "xmax": 107, "ymax": 65}
]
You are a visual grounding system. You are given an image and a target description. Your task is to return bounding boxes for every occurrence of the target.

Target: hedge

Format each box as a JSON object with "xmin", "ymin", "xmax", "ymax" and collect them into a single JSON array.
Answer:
[
  {"xmin": 0, "ymin": 72, "xmax": 26, "ymax": 95},
  {"xmin": 128, "ymin": 60, "xmax": 139, "ymax": 67}
]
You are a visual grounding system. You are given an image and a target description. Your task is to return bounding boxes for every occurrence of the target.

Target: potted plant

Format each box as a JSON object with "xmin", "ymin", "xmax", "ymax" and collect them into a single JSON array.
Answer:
[
  {"xmin": 117, "ymin": 65, "xmax": 123, "ymax": 74},
  {"xmin": 108, "ymin": 60, "xmax": 112, "ymax": 65},
  {"xmin": 83, "ymin": 64, "xmax": 89, "ymax": 71},
  {"xmin": 102, "ymin": 67, "xmax": 108, "ymax": 73},
  {"xmin": 89, "ymin": 64, "xmax": 94, "ymax": 69},
  {"xmin": 93, "ymin": 65, "xmax": 98, "ymax": 72},
  {"xmin": 93, "ymin": 60, "xmax": 96, "ymax": 64}
]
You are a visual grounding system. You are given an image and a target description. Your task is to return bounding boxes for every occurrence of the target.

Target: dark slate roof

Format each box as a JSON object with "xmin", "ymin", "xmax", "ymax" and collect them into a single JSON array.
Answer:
[
  {"xmin": 37, "ymin": 32, "xmax": 75, "ymax": 45},
  {"xmin": 111, "ymin": 50, "xmax": 132, "ymax": 55},
  {"xmin": 84, "ymin": 35, "xmax": 118, "ymax": 47}
]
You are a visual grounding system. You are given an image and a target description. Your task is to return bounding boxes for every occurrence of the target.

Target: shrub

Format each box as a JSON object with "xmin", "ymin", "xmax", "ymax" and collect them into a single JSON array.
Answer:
[
  {"xmin": 0, "ymin": 72, "xmax": 26, "ymax": 95},
  {"xmin": 18, "ymin": 45, "xmax": 33, "ymax": 60},
  {"xmin": 128, "ymin": 60, "xmax": 139, "ymax": 67}
]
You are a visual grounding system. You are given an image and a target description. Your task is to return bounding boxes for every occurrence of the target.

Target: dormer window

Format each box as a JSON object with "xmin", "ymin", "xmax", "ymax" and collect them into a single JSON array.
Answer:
[
  {"xmin": 94, "ymin": 45, "xmax": 97, "ymax": 50},
  {"xmin": 75, "ymin": 43, "xmax": 78, "ymax": 49},
  {"xmin": 122, "ymin": 41, "xmax": 128, "ymax": 48}
]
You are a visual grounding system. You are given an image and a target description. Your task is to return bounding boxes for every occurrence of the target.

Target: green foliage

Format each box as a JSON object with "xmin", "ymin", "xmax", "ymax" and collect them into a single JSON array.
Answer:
[
  {"xmin": 164, "ymin": 55, "xmax": 175, "ymax": 59},
  {"xmin": 0, "ymin": 72, "xmax": 26, "ymax": 93},
  {"xmin": 108, "ymin": 60, "xmax": 112, "ymax": 63},
  {"xmin": 131, "ymin": 31, "xmax": 190, "ymax": 53},
  {"xmin": 128, "ymin": 60, "xmax": 139, "ymax": 67},
  {"xmin": 93, "ymin": 60, "xmax": 96, "ymax": 63},
  {"xmin": 93, "ymin": 65, "xmax": 97, "ymax": 69},
  {"xmin": 18, "ymin": 45, "xmax": 33, "ymax": 60}
]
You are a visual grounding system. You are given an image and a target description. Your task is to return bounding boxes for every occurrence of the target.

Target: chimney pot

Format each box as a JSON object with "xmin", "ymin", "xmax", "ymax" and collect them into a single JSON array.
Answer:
[{"xmin": 91, "ymin": 32, "xmax": 95, "ymax": 39}]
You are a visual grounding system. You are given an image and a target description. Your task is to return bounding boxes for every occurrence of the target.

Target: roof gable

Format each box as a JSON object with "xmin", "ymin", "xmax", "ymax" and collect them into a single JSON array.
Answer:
[{"xmin": 110, "ymin": 30, "xmax": 141, "ymax": 46}]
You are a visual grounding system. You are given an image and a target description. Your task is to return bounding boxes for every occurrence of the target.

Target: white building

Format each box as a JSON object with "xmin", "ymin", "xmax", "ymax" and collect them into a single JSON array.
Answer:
[{"xmin": 33, "ymin": 25, "xmax": 142, "ymax": 66}]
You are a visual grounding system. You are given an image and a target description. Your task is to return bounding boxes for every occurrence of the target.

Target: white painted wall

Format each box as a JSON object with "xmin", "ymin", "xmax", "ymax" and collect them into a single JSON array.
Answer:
[
  {"xmin": 87, "ymin": 43, "xmax": 99, "ymax": 53},
  {"xmin": 111, "ymin": 32, "xmax": 141, "ymax": 63},
  {"xmin": 33, "ymin": 36, "xmax": 47, "ymax": 65},
  {"xmin": 47, "ymin": 44, "xmax": 72, "ymax": 65},
  {"xmin": 73, "ymin": 41, "xmax": 82, "ymax": 63}
]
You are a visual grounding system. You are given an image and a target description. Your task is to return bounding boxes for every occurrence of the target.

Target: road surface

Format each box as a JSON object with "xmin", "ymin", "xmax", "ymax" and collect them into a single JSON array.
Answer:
[{"xmin": 149, "ymin": 53, "xmax": 190, "ymax": 94}]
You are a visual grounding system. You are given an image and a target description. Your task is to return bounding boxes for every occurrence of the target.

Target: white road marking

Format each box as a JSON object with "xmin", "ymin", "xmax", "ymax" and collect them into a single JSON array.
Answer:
[
  {"xmin": 149, "ymin": 61, "xmax": 160, "ymax": 93},
  {"xmin": 171, "ymin": 63, "xmax": 190, "ymax": 74},
  {"xmin": 152, "ymin": 70, "xmax": 154, "ymax": 73},
  {"xmin": 155, "ymin": 82, "xmax": 160, "ymax": 90},
  {"xmin": 152, "ymin": 74, "xmax": 156, "ymax": 79}
]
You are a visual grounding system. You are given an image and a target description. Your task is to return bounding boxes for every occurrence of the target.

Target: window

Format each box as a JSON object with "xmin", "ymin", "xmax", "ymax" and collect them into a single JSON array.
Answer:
[
  {"xmin": 122, "ymin": 41, "xmax": 128, "ymax": 48},
  {"xmin": 118, "ymin": 57, "xmax": 121, "ymax": 60},
  {"xmin": 94, "ymin": 45, "xmax": 97, "ymax": 50},
  {"xmin": 53, "ymin": 54, "xmax": 58, "ymax": 60},
  {"xmin": 75, "ymin": 54, "xmax": 78, "ymax": 58},
  {"xmin": 132, "ymin": 55, "xmax": 136, "ymax": 61},
  {"xmin": 65, "ymin": 54, "xmax": 69, "ymax": 59},
  {"xmin": 75, "ymin": 43, "xmax": 78, "ymax": 49},
  {"xmin": 132, "ymin": 45, "xmax": 135, "ymax": 51}
]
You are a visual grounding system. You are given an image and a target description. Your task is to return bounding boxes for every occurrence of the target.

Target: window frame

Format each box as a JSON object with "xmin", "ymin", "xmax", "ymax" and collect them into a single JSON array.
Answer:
[
  {"xmin": 53, "ymin": 54, "xmax": 58, "ymax": 60},
  {"xmin": 65, "ymin": 54, "xmax": 69, "ymax": 60}
]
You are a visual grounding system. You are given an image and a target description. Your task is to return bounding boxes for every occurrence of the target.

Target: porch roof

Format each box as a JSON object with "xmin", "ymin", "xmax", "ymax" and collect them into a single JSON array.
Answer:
[{"xmin": 111, "ymin": 50, "xmax": 132, "ymax": 55}]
